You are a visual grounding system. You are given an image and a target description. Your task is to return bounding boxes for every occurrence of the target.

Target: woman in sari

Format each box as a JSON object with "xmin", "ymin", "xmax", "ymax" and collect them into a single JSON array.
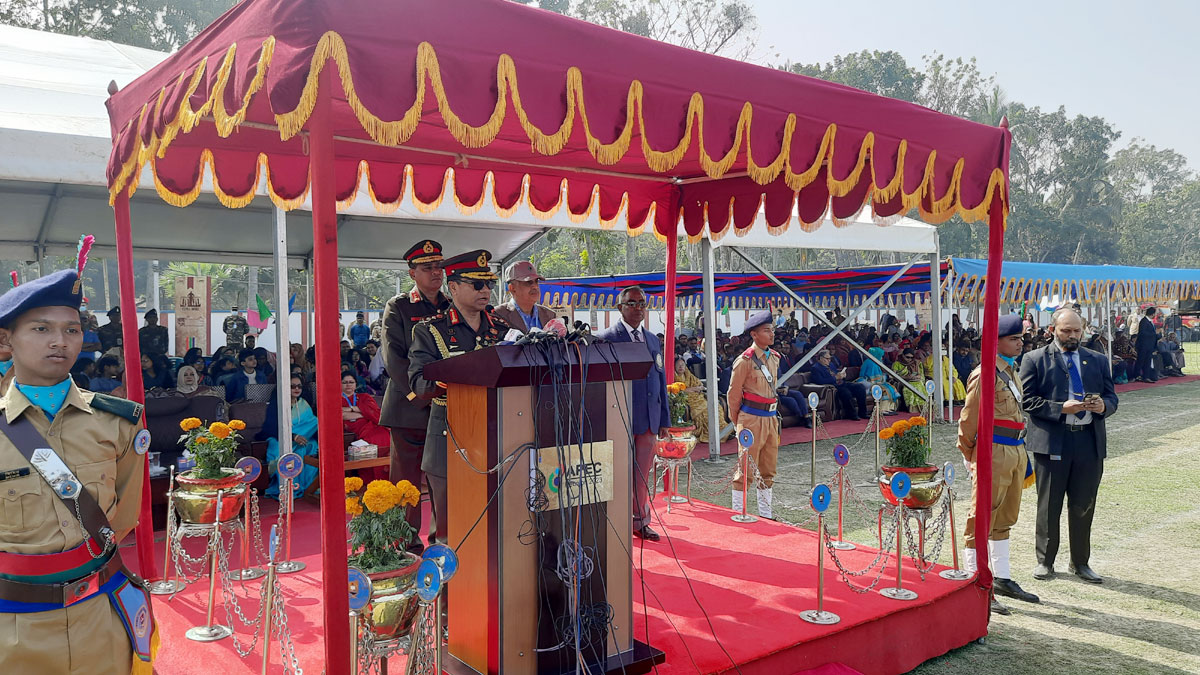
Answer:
[
  {"xmin": 341, "ymin": 371, "xmax": 390, "ymax": 482},
  {"xmin": 892, "ymin": 348, "xmax": 928, "ymax": 412},
  {"xmin": 672, "ymin": 358, "xmax": 729, "ymax": 443},
  {"xmin": 261, "ymin": 375, "xmax": 320, "ymax": 499},
  {"xmin": 855, "ymin": 347, "xmax": 899, "ymax": 415},
  {"xmin": 923, "ymin": 348, "xmax": 967, "ymax": 402}
]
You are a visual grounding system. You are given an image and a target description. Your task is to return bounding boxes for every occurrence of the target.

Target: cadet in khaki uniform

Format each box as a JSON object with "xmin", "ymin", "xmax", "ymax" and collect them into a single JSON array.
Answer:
[
  {"xmin": 957, "ymin": 313, "xmax": 1039, "ymax": 615},
  {"xmin": 0, "ymin": 266, "xmax": 155, "ymax": 673},
  {"xmin": 408, "ymin": 250, "xmax": 509, "ymax": 544},
  {"xmin": 728, "ymin": 310, "xmax": 781, "ymax": 520}
]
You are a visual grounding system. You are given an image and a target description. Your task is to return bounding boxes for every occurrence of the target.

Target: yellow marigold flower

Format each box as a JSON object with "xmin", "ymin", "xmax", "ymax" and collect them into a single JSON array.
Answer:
[
  {"xmin": 879, "ymin": 428, "xmax": 895, "ymax": 440},
  {"xmin": 196, "ymin": 436, "xmax": 210, "ymax": 444},
  {"xmin": 910, "ymin": 416, "xmax": 927, "ymax": 427},
  {"xmin": 345, "ymin": 476, "xmax": 364, "ymax": 494},
  {"xmin": 180, "ymin": 417, "xmax": 202, "ymax": 431},
  {"xmin": 345, "ymin": 497, "xmax": 363, "ymax": 516},
  {"xmin": 362, "ymin": 480, "xmax": 400, "ymax": 514},
  {"xmin": 395, "ymin": 480, "xmax": 421, "ymax": 508},
  {"xmin": 228, "ymin": 419, "xmax": 246, "ymax": 431},
  {"xmin": 892, "ymin": 420, "xmax": 911, "ymax": 433},
  {"xmin": 209, "ymin": 422, "xmax": 231, "ymax": 439}
]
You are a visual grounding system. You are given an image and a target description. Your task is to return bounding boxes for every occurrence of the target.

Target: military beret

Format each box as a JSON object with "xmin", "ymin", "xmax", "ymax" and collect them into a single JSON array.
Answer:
[
  {"xmin": 0, "ymin": 269, "xmax": 83, "ymax": 328},
  {"xmin": 997, "ymin": 314, "xmax": 1023, "ymax": 338},
  {"xmin": 744, "ymin": 310, "xmax": 773, "ymax": 335}
]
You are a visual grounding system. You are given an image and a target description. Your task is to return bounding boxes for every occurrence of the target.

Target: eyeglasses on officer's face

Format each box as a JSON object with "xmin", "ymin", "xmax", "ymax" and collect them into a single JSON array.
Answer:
[
  {"xmin": 620, "ymin": 300, "xmax": 648, "ymax": 309},
  {"xmin": 470, "ymin": 280, "xmax": 495, "ymax": 291}
]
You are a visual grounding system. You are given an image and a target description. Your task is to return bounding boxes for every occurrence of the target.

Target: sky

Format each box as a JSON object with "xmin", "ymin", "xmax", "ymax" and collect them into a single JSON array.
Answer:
[{"xmin": 745, "ymin": 0, "xmax": 1199, "ymax": 170}]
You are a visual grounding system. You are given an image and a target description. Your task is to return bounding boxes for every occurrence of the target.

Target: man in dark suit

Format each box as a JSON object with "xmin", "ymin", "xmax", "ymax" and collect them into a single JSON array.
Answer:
[
  {"xmin": 1133, "ymin": 306, "xmax": 1159, "ymax": 382},
  {"xmin": 595, "ymin": 285, "xmax": 669, "ymax": 541},
  {"xmin": 1020, "ymin": 308, "xmax": 1118, "ymax": 584}
]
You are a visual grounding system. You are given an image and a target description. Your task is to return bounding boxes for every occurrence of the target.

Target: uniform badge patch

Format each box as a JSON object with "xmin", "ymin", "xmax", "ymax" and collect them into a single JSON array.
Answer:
[{"xmin": 133, "ymin": 429, "xmax": 151, "ymax": 455}]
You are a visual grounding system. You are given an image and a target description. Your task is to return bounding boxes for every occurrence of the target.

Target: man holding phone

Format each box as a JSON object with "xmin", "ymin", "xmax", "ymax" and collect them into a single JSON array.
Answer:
[{"xmin": 1020, "ymin": 308, "xmax": 1118, "ymax": 584}]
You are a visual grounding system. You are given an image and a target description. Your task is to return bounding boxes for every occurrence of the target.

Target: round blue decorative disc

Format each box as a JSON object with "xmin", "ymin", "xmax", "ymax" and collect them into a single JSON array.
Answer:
[
  {"xmin": 347, "ymin": 567, "xmax": 372, "ymax": 611},
  {"xmin": 942, "ymin": 461, "xmax": 956, "ymax": 488},
  {"xmin": 925, "ymin": 380, "xmax": 936, "ymax": 394},
  {"xmin": 235, "ymin": 456, "xmax": 262, "ymax": 483},
  {"xmin": 807, "ymin": 392, "xmax": 820, "ymax": 410},
  {"xmin": 422, "ymin": 543, "xmax": 459, "ymax": 583},
  {"xmin": 277, "ymin": 452, "xmax": 303, "ymax": 479},
  {"xmin": 133, "ymin": 429, "xmax": 152, "ymax": 455},
  {"xmin": 57, "ymin": 480, "xmax": 80, "ymax": 499},
  {"xmin": 871, "ymin": 385, "xmax": 883, "ymax": 401},
  {"xmin": 810, "ymin": 484, "xmax": 832, "ymax": 513},
  {"xmin": 415, "ymin": 559, "xmax": 443, "ymax": 603},
  {"xmin": 738, "ymin": 429, "xmax": 754, "ymax": 447},
  {"xmin": 890, "ymin": 472, "xmax": 912, "ymax": 499},
  {"xmin": 833, "ymin": 444, "xmax": 850, "ymax": 467}
]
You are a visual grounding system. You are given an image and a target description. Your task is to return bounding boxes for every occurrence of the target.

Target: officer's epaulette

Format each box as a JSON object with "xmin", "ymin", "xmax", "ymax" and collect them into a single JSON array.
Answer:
[
  {"xmin": 742, "ymin": 347, "xmax": 755, "ymax": 358},
  {"xmin": 89, "ymin": 393, "xmax": 144, "ymax": 424}
]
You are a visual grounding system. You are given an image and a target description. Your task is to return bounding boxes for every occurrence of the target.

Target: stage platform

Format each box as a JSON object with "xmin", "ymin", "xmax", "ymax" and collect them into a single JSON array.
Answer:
[{"xmin": 136, "ymin": 493, "xmax": 984, "ymax": 675}]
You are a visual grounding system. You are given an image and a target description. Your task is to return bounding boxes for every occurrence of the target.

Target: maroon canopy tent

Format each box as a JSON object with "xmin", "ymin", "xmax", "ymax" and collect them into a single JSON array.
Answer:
[{"xmin": 104, "ymin": 0, "xmax": 1012, "ymax": 666}]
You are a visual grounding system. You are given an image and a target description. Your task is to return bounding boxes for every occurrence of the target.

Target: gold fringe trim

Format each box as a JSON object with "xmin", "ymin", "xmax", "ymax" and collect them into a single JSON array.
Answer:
[{"xmin": 109, "ymin": 31, "xmax": 1010, "ymax": 233}]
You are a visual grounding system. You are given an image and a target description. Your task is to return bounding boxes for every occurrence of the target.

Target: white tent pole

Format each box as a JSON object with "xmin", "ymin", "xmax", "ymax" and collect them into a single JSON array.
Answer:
[
  {"xmin": 1106, "ymin": 284, "xmax": 1114, "ymax": 376},
  {"xmin": 273, "ymin": 207, "xmax": 293, "ymax": 458},
  {"xmin": 947, "ymin": 260, "xmax": 956, "ymax": 423},
  {"xmin": 701, "ymin": 237, "xmax": 721, "ymax": 462},
  {"xmin": 930, "ymin": 251, "xmax": 945, "ymax": 422}
]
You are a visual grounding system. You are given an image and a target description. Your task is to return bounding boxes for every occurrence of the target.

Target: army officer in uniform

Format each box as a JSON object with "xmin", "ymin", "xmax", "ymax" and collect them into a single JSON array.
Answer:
[
  {"xmin": 727, "ymin": 310, "xmax": 781, "ymax": 520},
  {"xmin": 407, "ymin": 250, "xmax": 509, "ymax": 544},
  {"xmin": 0, "ymin": 266, "xmax": 154, "ymax": 673}
]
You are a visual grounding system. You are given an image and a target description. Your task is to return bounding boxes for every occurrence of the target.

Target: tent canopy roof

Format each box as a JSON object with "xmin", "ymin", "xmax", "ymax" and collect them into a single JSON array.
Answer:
[
  {"xmin": 951, "ymin": 258, "xmax": 1200, "ymax": 304},
  {"xmin": 105, "ymin": 0, "xmax": 1011, "ymax": 238}
]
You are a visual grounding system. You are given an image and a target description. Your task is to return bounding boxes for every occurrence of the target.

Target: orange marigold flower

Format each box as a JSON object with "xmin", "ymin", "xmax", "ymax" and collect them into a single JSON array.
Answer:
[
  {"xmin": 394, "ymin": 480, "xmax": 421, "ymax": 508},
  {"xmin": 879, "ymin": 428, "xmax": 895, "ymax": 440},
  {"xmin": 180, "ymin": 417, "xmax": 202, "ymax": 431},
  {"xmin": 345, "ymin": 476, "xmax": 364, "ymax": 494},
  {"xmin": 892, "ymin": 420, "xmax": 911, "ymax": 433},
  {"xmin": 228, "ymin": 419, "xmax": 246, "ymax": 431},
  {"xmin": 910, "ymin": 416, "xmax": 928, "ymax": 427},
  {"xmin": 209, "ymin": 422, "xmax": 231, "ymax": 439},
  {"xmin": 196, "ymin": 436, "xmax": 210, "ymax": 444},
  {"xmin": 362, "ymin": 480, "xmax": 400, "ymax": 514},
  {"xmin": 345, "ymin": 497, "xmax": 363, "ymax": 517}
]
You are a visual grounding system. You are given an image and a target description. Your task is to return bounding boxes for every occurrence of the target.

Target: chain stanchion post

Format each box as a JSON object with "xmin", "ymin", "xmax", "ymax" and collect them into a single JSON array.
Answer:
[
  {"xmin": 731, "ymin": 429, "xmax": 758, "ymax": 524},
  {"xmin": 275, "ymin": 453, "xmax": 306, "ymax": 574},
  {"xmin": 149, "ymin": 465, "xmax": 186, "ymax": 595},
  {"xmin": 880, "ymin": 474, "xmax": 918, "ymax": 601},
  {"xmin": 938, "ymin": 461, "xmax": 971, "ymax": 580},
  {"xmin": 186, "ymin": 490, "xmax": 233, "ymax": 641},
  {"xmin": 830, "ymin": 444, "xmax": 855, "ymax": 551},
  {"xmin": 347, "ymin": 567, "xmax": 372, "ymax": 674},
  {"xmin": 800, "ymin": 485, "xmax": 840, "ymax": 625},
  {"xmin": 873, "ymin": 386, "xmax": 883, "ymax": 477},
  {"xmin": 260, "ymin": 525, "xmax": 279, "ymax": 674},
  {"xmin": 806, "ymin": 392, "xmax": 821, "ymax": 486},
  {"xmin": 231, "ymin": 456, "xmax": 266, "ymax": 581}
]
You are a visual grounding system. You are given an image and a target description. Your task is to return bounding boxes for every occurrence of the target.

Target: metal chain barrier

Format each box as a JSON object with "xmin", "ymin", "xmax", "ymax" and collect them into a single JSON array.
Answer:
[
  {"xmin": 216, "ymin": 522, "xmax": 268, "ymax": 658},
  {"xmin": 270, "ymin": 569, "xmax": 304, "ymax": 674},
  {"xmin": 902, "ymin": 496, "xmax": 952, "ymax": 580},
  {"xmin": 172, "ymin": 520, "xmax": 222, "ymax": 585},
  {"xmin": 821, "ymin": 516, "xmax": 898, "ymax": 594},
  {"xmin": 403, "ymin": 601, "xmax": 440, "ymax": 675}
]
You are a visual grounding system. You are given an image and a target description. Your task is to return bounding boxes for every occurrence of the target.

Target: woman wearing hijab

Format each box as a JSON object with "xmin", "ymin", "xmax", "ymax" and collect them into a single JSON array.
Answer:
[{"xmin": 855, "ymin": 347, "xmax": 899, "ymax": 415}]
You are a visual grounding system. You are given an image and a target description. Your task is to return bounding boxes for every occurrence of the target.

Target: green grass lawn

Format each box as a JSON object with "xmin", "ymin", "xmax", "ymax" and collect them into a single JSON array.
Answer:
[
  {"xmin": 691, "ymin": 377, "xmax": 1200, "ymax": 675},
  {"xmin": 1183, "ymin": 341, "xmax": 1199, "ymax": 375}
]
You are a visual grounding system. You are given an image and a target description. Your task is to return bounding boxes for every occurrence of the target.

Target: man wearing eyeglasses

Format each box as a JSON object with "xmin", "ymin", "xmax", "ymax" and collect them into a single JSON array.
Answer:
[
  {"xmin": 594, "ymin": 286, "xmax": 669, "ymax": 542},
  {"xmin": 380, "ymin": 239, "xmax": 449, "ymax": 551},
  {"xmin": 408, "ymin": 249, "xmax": 510, "ymax": 544},
  {"xmin": 492, "ymin": 261, "xmax": 555, "ymax": 334}
]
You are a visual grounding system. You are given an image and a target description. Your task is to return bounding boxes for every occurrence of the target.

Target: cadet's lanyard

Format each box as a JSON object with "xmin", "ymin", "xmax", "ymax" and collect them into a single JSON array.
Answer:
[{"xmin": 750, "ymin": 348, "xmax": 773, "ymax": 383}]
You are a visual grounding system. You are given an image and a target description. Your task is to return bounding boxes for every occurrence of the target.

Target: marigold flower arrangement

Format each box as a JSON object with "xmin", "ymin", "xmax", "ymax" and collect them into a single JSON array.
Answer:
[
  {"xmin": 345, "ymin": 477, "xmax": 421, "ymax": 572},
  {"xmin": 666, "ymin": 381, "xmax": 692, "ymax": 427},
  {"xmin": 879, "ymin": 415, "xmax": 931, "ymax": 468},
  {"xmin": 178, "ymin": 417, "xmax": 246, "ymax": 479}
]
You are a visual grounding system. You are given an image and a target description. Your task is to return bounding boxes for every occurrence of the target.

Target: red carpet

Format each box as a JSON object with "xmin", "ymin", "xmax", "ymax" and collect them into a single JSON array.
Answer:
[
  {"xmin": 1114, "ymin": 373, "xmax": 1199, "ymax": 393},
  {"xmin": 134, "ymin": 497, "xmax": 984, "ymax": 675}
]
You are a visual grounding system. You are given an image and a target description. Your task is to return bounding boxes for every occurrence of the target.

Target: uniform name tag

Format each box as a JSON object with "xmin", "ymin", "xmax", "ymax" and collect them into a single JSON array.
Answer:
[
  {"xmin": 0, "ymin": 467, "xmax": 31, "ymax": 482},
  {"xmin": 29, "ymin": 447, "xmax": 83, "ymax": 499}
]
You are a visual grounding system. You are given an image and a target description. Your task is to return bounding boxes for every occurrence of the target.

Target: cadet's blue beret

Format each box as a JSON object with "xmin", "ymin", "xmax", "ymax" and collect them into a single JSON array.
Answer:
[
  {"xmin": 744, "ymin": 310, "xmax": 773, "ymax": 334},
  {"xmin": 997, "ymin": 314, "xmax": 1023, "ymax": 338},
  {"xmin": 0, "ymin": 269, "xmax": 83, "ymax": 328}
]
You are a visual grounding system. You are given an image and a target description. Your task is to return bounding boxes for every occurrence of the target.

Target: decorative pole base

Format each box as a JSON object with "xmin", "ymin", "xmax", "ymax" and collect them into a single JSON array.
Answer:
[
  {"xmin": 830, "ymin": 541, "xmax": 856, "ymax": 551},
  {"xmin": 276, "ymin": 560, "xmax": 307, "ymax": 574},
  {"xmin": 799, "ymin": 609, "xmax": 841, "ymax": 625},
  {"xmin": 147, "ymin": 579, "xmax": 186, "ymax": 595},
  {"xmin": 939, "ymin": 569, "xmax": 972, "ymax": 581},
  {"xmin": 185, "ymin": 624, "xmax": 232, "ymax": 642},
  {"xmin": 228, "ymin": 567, "xmax": 267, "ymax": 581},
  {"xmin": 880, "ymin": 587, "xmax": 918, "ymax": 601},
  {"xmin": 730, "ymin": 513, "xmax": 758, "ymax": 524}
]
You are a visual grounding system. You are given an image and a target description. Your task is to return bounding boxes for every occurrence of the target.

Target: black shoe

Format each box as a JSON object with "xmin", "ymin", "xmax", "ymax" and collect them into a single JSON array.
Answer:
[
  {"xmin": 634, "ymin": 525, "xmax": 661, "ymax": 542},
  {"xmin": 1032, "ymin": 563, "xmax": 1056, "ymax": 580},
  {"xmin": 846, "ymin": 415, "xmax": 862, "ymax": 422},
  {"xmin": 994, "ymin": 578, "xmax": 1040, "ymax": 603},
  {"xmin": 1069, "ymin": 564, "xmax": 1103, "ymax": 584},
  {"xmin": 990, "ymin": 597, "xmax": 1011, "ymax": 615}
]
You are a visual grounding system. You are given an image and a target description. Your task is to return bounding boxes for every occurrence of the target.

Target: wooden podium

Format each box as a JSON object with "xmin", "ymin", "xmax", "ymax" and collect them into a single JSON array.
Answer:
[{"xmin": 424, "ymin": 342, "xmax": 665, "ymax": 675}]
